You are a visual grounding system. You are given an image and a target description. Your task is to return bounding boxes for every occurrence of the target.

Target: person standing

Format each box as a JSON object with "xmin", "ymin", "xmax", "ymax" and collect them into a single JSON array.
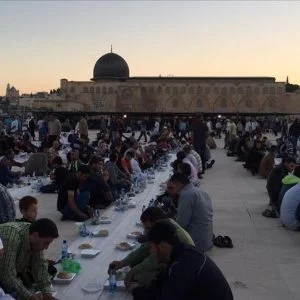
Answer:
[
  {"xmin": 47, "ymin": 114, "xmax": 61, "ymax": 147},
  {"xmin": 191, "ymin": 114, "xmax": 208, "ymax": 174},
  {"xmin": 28, "ymin": 117, "xmax": 35, "ymax": 140},
  {"xmin": 79, "ymin": 115, "xmax": 88, "ymax": 139}
]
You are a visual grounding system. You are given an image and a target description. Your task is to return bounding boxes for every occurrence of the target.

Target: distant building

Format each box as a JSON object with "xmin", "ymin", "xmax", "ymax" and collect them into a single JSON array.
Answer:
[
  {"xmin": 5, "ymin": 83, "xmax": 19, "ymax": 105},
  {"xmin": 9, "ymin": 51, "xmax": 300, "ymax": 114}
]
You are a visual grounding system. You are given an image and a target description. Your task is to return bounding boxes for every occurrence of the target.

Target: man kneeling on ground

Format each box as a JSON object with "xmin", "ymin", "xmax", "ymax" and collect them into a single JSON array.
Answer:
[{"xmin": 0, "ymin": 219, "xmax": 59, "ymax": 300}]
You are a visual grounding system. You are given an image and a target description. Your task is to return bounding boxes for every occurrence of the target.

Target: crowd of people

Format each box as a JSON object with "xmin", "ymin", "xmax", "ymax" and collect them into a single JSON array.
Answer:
[
  {"xmin": 0, "ymin": 112, "xmax": 237, "ymax": 300},
  {"xmin": 223, "ymin": 117, "xmax": 300, "ymax": 230}
]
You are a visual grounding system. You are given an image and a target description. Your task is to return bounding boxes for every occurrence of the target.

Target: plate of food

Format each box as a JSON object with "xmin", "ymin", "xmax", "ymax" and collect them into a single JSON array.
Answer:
[
  {"xmin": 78, "ymin": 243, "xmax": 93, "ymax": 249},
  {"xmin": 81, "ymin": 249, "xmax": 101, "ymax": 258},
  {"xmin": 127, "ymin": 231, "xmax": 143, "ymax": 239},
  {"xmin": 53, "ymin": 272, "xmax": 76, "ymax": 283},
  {"xmin": 99, "ymin": 217, "xmax": 112, "ymax": 224},
  {"xmin": 92, "ymin": 229, "xmax": 109, "ymax": 237},
  {"xmin": 116, "ymin": 242, "xmax": 136, "ymax": 251}
]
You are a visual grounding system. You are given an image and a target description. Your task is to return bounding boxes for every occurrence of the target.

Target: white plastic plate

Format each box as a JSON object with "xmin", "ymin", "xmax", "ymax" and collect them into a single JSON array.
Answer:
[
  {"xmin": 81, "ymin": 249, "xmax": 101, "ymax": 257},
  {"xmin": 82, "ymin": 283, "xmax": 102, "ymax": 293}
]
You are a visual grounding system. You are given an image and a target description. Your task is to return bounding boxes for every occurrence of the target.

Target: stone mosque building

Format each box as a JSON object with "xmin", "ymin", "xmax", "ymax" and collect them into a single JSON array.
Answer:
[{"xmin": 51, "ymin": 50, "xmax": 300, "ymax": 114}]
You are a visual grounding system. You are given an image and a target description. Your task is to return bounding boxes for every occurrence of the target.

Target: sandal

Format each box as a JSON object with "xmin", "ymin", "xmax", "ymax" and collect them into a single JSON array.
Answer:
[
  {"xmin": 223, "ymin": 236, "xmax": 234, "ymax": 248},
  {"xmin": 213, "ymin": 235, "xmax": 225, "ymax": 248},
  {"xmin": 262, "ymin": 209, "xmax": 278, "ymax": 218}
]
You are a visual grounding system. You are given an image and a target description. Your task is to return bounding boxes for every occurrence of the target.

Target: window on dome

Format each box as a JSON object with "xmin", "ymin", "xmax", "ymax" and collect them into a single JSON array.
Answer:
[
  {"xmin": 96, "ymin": 87, "xmax": 100, "ymax": 94},
  {"xmin": 103, "ymin": 87, "xmax": 107, "ymax": 95},
  {"xmin": 165, "ymin": 87, "xmax": 170, "ymax": 95},
  {"xmin": 83, "ymin": 87, "xmax": 88, "ymax": 93},
  {"xmin": 189, "ymin": 86, "xmax": 194, "ymax": 94},
  {"xmin": 90, "ymin": 87, "xmax": 94, "ymax": 93}
]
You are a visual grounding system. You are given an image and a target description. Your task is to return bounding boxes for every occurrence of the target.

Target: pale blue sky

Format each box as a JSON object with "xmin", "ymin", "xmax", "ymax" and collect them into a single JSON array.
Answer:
[{"xmin": 1, "ymin": 1, "xmax": 300, "ymax": 95}]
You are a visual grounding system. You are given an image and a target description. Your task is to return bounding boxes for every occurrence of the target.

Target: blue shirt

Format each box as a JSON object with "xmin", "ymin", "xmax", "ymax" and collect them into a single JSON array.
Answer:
[{"xmin": 280, "ymin": 183, "xmax": 300, "ymax": 227}]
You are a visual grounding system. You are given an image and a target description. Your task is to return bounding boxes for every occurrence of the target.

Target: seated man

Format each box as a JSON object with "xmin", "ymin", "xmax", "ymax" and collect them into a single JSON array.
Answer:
[
  {"xmin": 16, "ymin": 196, "xmax": 38, "ymax": 223},
  {"xmin": 132, "ymin": 221, "xmax": 233, "ymax": 300},
  {"xmin": 121, "ymin": 150, "xmax": 134, "ymax": 177},
  {"xmin": 0, "ymin": 219, "xmax": 58, "ymax": 300},
  {"xmin": 0, "ymin": 157, "xmax": 21, "ymax": 187},
  {"xmin": 258, "ymin": 145, "xmax": 276, "ymax": 179},
  {"xmin": 105, "ymin": 152, "xmax": 131, "ymax": 192},
  {"xmin": 84, "ymin": 156, "xmax": 113, "ymax": 209},
  {"xmin": 24, "ymin": 148, "xmax": 48, "ymax": 177},
  {"xmin": 46, "ymin": 140, "xmax": 60, "ymax": 168},
  {"xmin": 265, "ymin": 156, "xmax": 296, "ymax": 215},
  {"xmin": 0, "ymin": 184, "xmax": 16, "ymax": 224},
  {"xmin": 57, "ymin": 165, "xmax": 92, "ymax": 221},
  {"xmin": 167, "ymin": 173, "xmax": 213, "ymax": 252},
  {"xmin": 108, "ymin": 207, "xmax": 194, "ymax": 288},
  {"xmin": 41, "ymin": 156, "xmax": 69, "ymax": 193},
  {"xmin": 280, "ymin": 183, "xmax": 300, "ymax": 231}
]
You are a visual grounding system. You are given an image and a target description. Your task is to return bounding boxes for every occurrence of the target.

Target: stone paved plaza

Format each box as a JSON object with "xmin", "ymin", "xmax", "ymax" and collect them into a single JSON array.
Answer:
[{"xmin": 19, "ymin": 133, "xmax": 300, "ymax": 300}]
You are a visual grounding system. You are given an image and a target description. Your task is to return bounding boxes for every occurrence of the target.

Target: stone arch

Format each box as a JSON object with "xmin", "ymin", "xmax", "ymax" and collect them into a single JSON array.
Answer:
[{"xmin": 83, "ymin": 86, "xmax": 88, "ymax": 93}]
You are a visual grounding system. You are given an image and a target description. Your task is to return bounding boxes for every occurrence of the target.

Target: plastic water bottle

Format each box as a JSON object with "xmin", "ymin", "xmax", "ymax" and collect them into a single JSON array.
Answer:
[
  {"xmin": 109, "ymin": 271, "xmax": 117, "ymax": 294},
  {"xmin": 61, "ymin": 240, "xmax": 68, "ymax": 260}
]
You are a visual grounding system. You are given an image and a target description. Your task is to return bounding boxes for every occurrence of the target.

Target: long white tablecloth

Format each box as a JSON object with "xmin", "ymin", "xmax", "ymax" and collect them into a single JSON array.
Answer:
[{"xmin": 54, "ymin": 165, "xmax": 172, "ymax": 300}]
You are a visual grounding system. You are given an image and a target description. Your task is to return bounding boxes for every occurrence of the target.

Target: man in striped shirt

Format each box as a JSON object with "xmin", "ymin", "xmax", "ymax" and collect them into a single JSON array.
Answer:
[{"xmin": 0, "ymin": 219, "xmax": 58, "ymax": 300}]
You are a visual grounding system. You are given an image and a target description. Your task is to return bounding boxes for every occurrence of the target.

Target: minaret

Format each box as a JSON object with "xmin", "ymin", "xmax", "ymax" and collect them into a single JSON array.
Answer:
[
  {"xmin": 111, "ymin": 44, "xmax": 113, "ymax": 53},
  {"xmin": 286, "ymin": 76, "xmax": 289, "ymax": 84}
]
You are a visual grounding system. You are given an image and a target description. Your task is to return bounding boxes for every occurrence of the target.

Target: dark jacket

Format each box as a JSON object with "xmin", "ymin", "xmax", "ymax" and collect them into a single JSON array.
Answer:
[
  {"xmin": 266, "ymin": 163, "xmax": 289, "ymax": 209},
  {"xmin": 134, "ymin": 244, "xmax": 233, "ymax": 300}
]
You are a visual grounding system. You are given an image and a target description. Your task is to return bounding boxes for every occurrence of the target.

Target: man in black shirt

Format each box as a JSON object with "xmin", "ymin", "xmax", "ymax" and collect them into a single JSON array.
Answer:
[
  {"xmin": 57, "ymin": 165, "xmax": 91, "ymax": 221},
  {"xmin": 132, "ymin": 221, "xmax": 233, "ymax": 300},
  {"xmin": 84, "ymin": 156, "xmax": 113, "ymax": 209}
]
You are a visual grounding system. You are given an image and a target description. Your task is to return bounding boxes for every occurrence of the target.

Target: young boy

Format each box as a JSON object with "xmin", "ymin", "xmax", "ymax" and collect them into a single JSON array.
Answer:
[{"xmin": 16, "ymin": 196, "xmax": 38, "ymax": 223}]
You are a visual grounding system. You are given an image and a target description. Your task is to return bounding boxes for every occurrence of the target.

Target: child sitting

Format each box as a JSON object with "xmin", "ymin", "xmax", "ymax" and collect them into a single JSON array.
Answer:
[{"xmin": 16, "ymin": 196, "xmax": 38, "ymax": 223}]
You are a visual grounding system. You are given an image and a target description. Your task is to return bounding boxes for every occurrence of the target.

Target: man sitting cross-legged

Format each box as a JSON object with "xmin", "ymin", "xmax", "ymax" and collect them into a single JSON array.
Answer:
[
  {"xmin": 132, "ymin": 220, "xmax": 233, "ymax": 300},
  {"xmin": 0, "ymin": 219, "xmax": 58, "ymax": 300},
  {"xmin": 57, "ymin": 165, "xmax": 92, "ymax": 221},
  {"xmin": 108, "ymin": 207, "xmax": 194, "ymax": 288}
]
